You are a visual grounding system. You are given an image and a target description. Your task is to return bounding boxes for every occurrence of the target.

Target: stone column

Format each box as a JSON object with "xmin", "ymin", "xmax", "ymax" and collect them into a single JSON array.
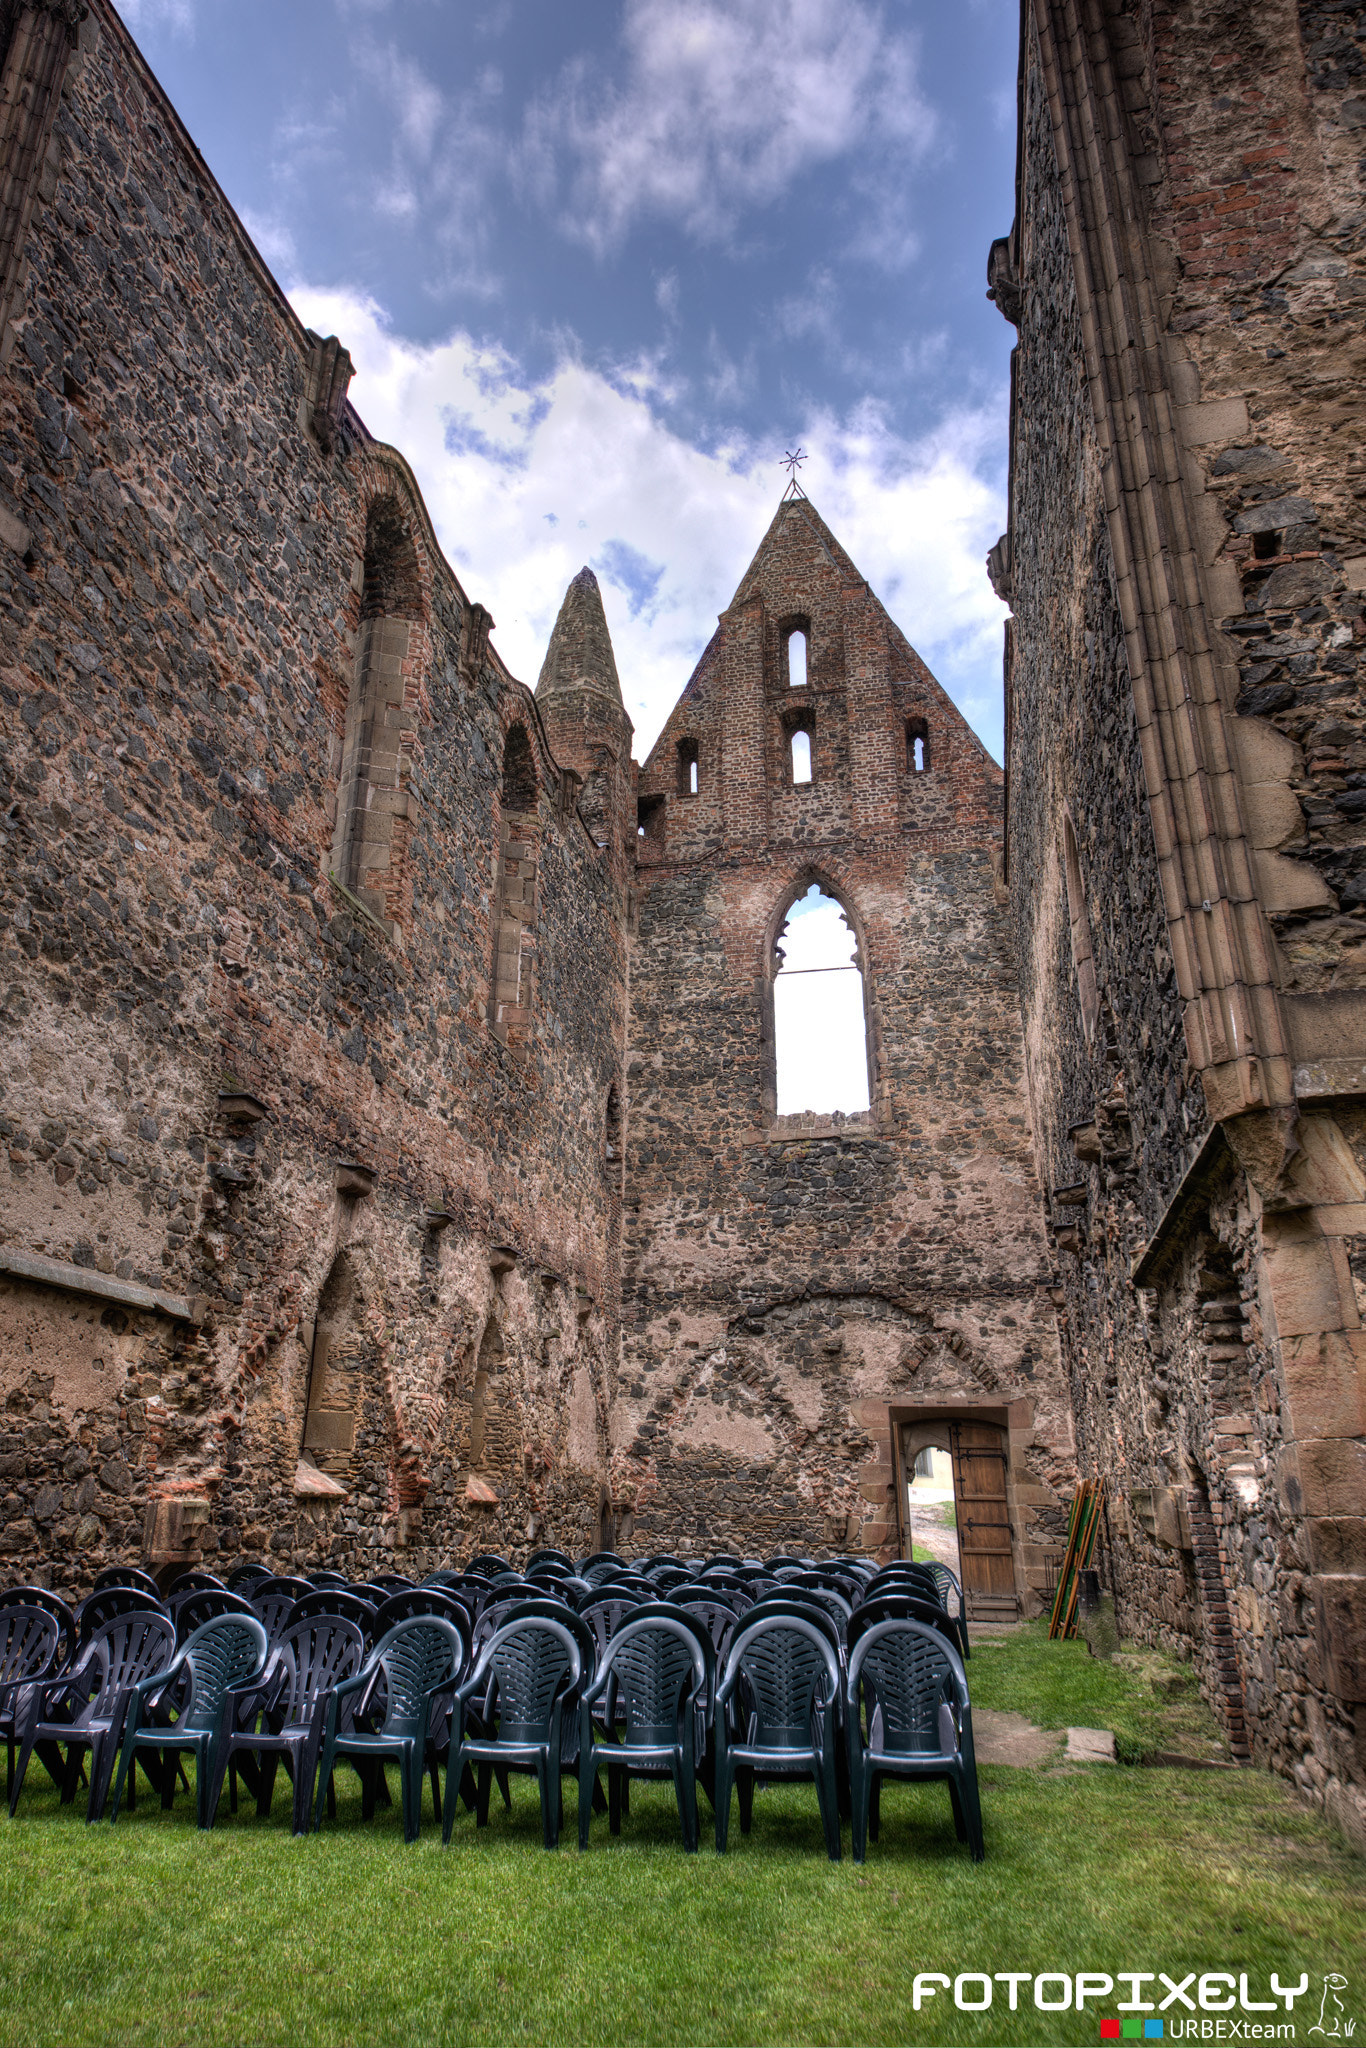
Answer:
[{"xmin": 0, "ymin": 3, "xmax": 84, "ymax": 351}]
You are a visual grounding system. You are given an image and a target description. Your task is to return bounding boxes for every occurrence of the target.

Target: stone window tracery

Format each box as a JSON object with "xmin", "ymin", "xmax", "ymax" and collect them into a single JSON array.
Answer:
[{"xmin": 907, "ymin": 716, "xmax": 930, "ymax": 773}]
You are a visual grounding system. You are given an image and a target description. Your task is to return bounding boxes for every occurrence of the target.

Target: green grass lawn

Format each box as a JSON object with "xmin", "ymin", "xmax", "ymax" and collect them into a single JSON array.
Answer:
[{"xmin": 0, "ymin": 1626, "xmax": 1359, "ymax": 2048}]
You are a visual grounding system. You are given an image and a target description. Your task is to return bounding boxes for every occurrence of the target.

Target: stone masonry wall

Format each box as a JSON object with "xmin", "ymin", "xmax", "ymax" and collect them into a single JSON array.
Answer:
[
  {"xmin": 1005, "ymin": 0, "xmax": 1366, "ymax": 1834},
  {"xmin": 622, "ymin": 496, "xmax": 1072, "ymax": 1601},
  {"xmin": 0, "ymin": 1, "xmax": 625, "ymax": 1592}
]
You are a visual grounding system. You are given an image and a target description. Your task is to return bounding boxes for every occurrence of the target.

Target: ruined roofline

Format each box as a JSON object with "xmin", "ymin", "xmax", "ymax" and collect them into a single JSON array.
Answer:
[
  {"xmin": 90, "ymin": 7, "xmax": 525, "ymax": 685},
  {"xmin": 639, "ymin": 491, "xmax": 1003, "ymax": 782},
  {"xmin": 91, "ymin": 0, "xmax": 602, "ymax": 846}
]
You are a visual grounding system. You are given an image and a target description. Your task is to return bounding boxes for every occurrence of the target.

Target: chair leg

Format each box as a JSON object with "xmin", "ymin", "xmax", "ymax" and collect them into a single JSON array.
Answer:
[
  {"xmin": 495, "ymin": 1766, "xmax": 511, "ymax": 1811},
  {"xmin": 458, "ymin": 1761, "xmax": 478, "ymax": 1813},
  {"xmin": 869, "ymin": 1773, "xmax": 881, "ymax": 1844},
  {"xmin": 947, "ymin": 1778, "xmax": 967, "ymax": 1842},
  {"xmin": 201, "ymin": 1738, "xmax": 232, "ymax": 1831},
  {"xmin": 851, "ymin": 1755, "xmax": 869, "ymax": 1864},
  {"xmin": 7, "ymin": 1722, "xmax": 42, "ymax": 1818},
  {"xmin": 476, "ymin": 1762, "xmax": 493, "ymax": 1828},
  {"xmin": 160, "ymin": 1747, "xmax": 178, "ymax": 1812},
  {"xmin": 578, "ymin": 1746, "xmax": 596, "ymax": 1852},
  {"xmin": 442, "ymin": 1746, "xmax": 463, "ymax": 1847},
  {"xmin": 608, "ymin": 1761, "xmax": 622, "ymax": 1836},
  {"xmin": 85, "ymin": 1733, "xmax": 113, "ymax": 1825},
  {"xmin": 818, "ymin": 1748, "xmax": 842, "ymax": 1863},
  {"xmin": 60, "ymin": 1743, "xmax": 83, "ymax": 1807},
  {"xmin": 714, "ymin": 1754, "xmax": 733, "ymax": 1853},
  {"xmin": 672, "ymin": 1754, "xmax": 699, "ymax": 1854},
  {"xmin": 313, "ymin": 1730, "xmax": 339, "ymax": 1832},
  {"xmin": 108, "ymin": 1710, "xmax": 144, "ymax": 1825},
  {"xmin": 401, "ymin": 1752, "xmax": 422, "ymax": 1845},
  {"xmin": 257, "ymin": 1753, "xmax": 280, "ymax": 1820},
  {"xmin": 287, "ymin": 1744, "xmax": 311, "ymax": 1838},
  {"xmin": 737, "ymin": 1766, "xmax": 754, "ymax": 1836},
  {"xmin": 536, "ymin": 1756, "xmax": 558, "ymax": 1851}
]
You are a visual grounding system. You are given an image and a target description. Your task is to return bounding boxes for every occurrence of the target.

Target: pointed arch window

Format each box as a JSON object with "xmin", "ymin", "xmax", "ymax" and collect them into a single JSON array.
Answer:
[
  {"xmin": 769, "ymin": 882, "xmax": 871, "ymax": 1117},
  {"xmin": 787, "ymin": 627, "xmax": 808, "ymax": 688},
  {"xmin": 332, "ymin": 494, "xmax": 424, "ymax": 923},
  {"xmin": 906, "ymin": 717, "xmax": 929, "ymax": 773},
  {"xmin": 490, "ymin": 723, "xmax": 539, "ymax": 1049},
  {"xmin": 790, "ymin": 728, "xmax": 812, "ymax": 784}
]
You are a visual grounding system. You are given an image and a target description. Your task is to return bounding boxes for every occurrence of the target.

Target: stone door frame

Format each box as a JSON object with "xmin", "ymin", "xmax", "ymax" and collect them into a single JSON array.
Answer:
[{"xmin": 886, "ymin": 1398, "xmax": 1035, "ymax": 1615}]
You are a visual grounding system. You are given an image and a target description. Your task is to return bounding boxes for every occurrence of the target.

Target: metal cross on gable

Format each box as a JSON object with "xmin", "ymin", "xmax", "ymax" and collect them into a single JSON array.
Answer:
[{"xmin": 781, "ymin": 446, "xmax": 809, "ymax": 500}]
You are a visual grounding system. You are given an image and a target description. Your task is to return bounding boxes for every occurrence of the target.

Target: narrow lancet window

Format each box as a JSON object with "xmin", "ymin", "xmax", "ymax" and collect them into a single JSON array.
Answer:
[
  {"xmin": 907, "ymin": 717, "xmax": 929, "ymax": 773},
  {"xmin": 788, "ymin": 628, "xmax": 808, "ymax": 688},
  {"xmin": 773, "ymin": 884, "xmax": 871, "ymax": 1116},
  {"xmin": 791, "ymin": 729, "xmax": 812, "ymax": 784},
  {"xmin": 490, "ymin": 723, "xmax": 539, "ymax": 1047}
]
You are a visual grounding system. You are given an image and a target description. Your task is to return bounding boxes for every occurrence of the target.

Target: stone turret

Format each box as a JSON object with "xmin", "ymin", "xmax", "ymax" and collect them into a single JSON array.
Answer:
[{"xmin": 537, "ymin": 566, "xmax": 634, "ymax": 865}]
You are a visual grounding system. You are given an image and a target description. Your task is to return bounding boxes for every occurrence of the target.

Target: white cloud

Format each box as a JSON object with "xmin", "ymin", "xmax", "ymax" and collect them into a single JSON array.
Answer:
[
  {"xmin": 521, "ymin": 0, "xmax": 936, "ymax": 256},
  {"xmin": 289, "ymin": 285, "xmax": 1007, "ymax": 759}
]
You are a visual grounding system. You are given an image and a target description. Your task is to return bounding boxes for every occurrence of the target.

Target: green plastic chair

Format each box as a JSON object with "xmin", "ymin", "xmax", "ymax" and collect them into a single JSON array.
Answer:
[
  {"xmin": 715, "ymin": 1611, "xmax": 843, "ymax": 1859},
  {"xmin": 313, "ymin": 1617, "xmax": 464, "ymax": 1844},
  {"xmin": 445, "ymin": 1613, "xmax": 584, "ymax": 1850},
  {"xmin": 109, "ymin": 1613, "xmax": 268, "ymax": 1829},
  {"xmin": 845, "ymin": 1618, "xmax": 983, "ymax": 1862},
  {"xmin": 578, "ymin": 1610, "xmax": 711, "ymax": 1851}
]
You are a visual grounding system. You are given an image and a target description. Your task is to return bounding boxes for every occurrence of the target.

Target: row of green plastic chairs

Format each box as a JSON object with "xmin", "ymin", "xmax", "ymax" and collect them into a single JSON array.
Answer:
[{"xmin": 1, "ymin": 1559, "xmax": 980, "ymax": 1861}]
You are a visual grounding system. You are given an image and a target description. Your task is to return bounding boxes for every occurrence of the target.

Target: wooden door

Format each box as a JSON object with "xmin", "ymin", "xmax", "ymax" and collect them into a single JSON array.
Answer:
[{"xmin": 949, "ymin": 1420, "xmax": 1019, "ymax": 1620}]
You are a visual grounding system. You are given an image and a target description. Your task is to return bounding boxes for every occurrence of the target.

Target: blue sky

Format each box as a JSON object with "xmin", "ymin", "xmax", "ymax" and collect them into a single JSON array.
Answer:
[{"xmin": 120, "ymin": 0, "xmax": 1018, "ymax": 756}]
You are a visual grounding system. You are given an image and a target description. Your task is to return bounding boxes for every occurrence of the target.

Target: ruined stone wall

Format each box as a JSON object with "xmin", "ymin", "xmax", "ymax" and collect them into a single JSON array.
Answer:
[
  {"xmin": 1006, "ymin": 0, "xmax": 1366, "ymax": 1838},
  {"xmin": 0, "ymin": 1, "xmax": 624, "ymax": 1591},
  {"xmin": 622, "ymin": 497, "xmax": 1071, "ymax": 1598}
]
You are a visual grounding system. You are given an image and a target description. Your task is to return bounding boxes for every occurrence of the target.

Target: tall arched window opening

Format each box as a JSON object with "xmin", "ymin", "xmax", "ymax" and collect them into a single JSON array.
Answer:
[
  {"xmin": 677, "ymin": 738, "xmax": 699, "ymax": 796},
  {"xmin": 1062, "ymin": 811, "xmax": 1101, "ymax": 1040},
  {"xmin": 333, "ymin": 495, "xmax": 424, "ymax": 919},
  {"xmin": 787, "ymin": 627, "xmax": 808, "ymax": 688},
  {"xmin": 772, "ymin": 883, "xmax": 871, "ymax": 1116},
  {"xmin": 791, "ymin": 728, "xmax": 812, "ymax": 785},
  {"xmin": 907, "ymin": 717, "xmax": 929, "ymax": 773},
  {"xmin": 490, "ymin": 723, "xmax": 540, "ymax": 1049}
]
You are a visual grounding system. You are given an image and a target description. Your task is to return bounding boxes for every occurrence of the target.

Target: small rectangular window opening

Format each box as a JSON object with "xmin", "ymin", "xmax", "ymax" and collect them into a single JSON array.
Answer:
[
  {"xmin": 787, "ymin": 628, "xmax": 807, "ymax": 689},
  {"xmin": 677, "ymin": 738, "xmax": 699, "ymax": 797},
  {"xmin": 907, "ymin": 718, "xmax": 929, "ymax": 773},
  {"xmin": 791, "ymin": 728, "xmax": 812, "ymax": 784},
  {"xmin": 637, "ymin": 794, "xmax": 666, "ymax": 843},
  {"xmin": 1253, "ymin": 529, "xmax": 1281, "ymax": 561}
]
